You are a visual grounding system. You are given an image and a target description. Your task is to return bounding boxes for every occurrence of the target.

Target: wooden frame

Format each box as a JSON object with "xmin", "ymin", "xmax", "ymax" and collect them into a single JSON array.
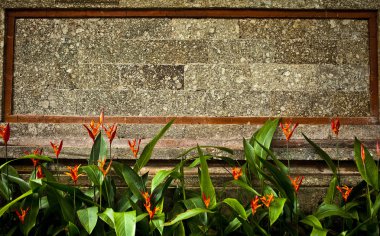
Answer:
[{"xmin": 3, "ymin": 9, "xmax": 379, "ymax": 124}]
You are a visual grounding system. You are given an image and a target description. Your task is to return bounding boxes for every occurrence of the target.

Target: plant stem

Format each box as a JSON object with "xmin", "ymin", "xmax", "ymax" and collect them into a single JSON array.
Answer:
[
  {"xmin": 336, "ymin": 136, "xmax": 340, "ymax": 185},
  {"xmin": 99, "ymin": 180, "xmax": 102, "ymax": 211},
  {"xmin": 180, "ymin": 157, "xmax": 186, "ymax": 200},
  {"xmin": 74, "ymin": 183, "xmax": 76, "ymax": 218},
  {"xmin": 286, "ymin": 141, "xmax": 290, "ymax": 172},
  {"xmin": 56, "ymin": 158, "xmax": 59, "ymax": 182}
]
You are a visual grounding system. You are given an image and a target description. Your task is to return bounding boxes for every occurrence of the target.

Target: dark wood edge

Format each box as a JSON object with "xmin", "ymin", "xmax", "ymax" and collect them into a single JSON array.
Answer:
[
  {"xmin": 3, "ymin": 9, "xmax": 379, "ymax": 125},
  {"xmin": 4, "ymin": 115, "xmax": 379, "ymax": 125}
]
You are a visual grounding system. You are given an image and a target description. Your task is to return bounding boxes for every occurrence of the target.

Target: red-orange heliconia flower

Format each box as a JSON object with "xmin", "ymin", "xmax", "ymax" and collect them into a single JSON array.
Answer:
[
  {"xmin": 25, "ymin": 148, "xmax": 43, "ymax": 167},
  {"xmin": 104, "ymin": 124, "xmax": 117, "ymax": 145},
  {"xmin": 232, "ymin": 167, "xmax": 242, "ymax": 180},
  {"xmin": 377, "ymin": 140, "xmax": 380, "ymax": 157},
  {"xmin": 50, "ymin": 140, "xmax": 63, "ymax": 159},
  {"xmin": 288, "ymin": 175, "xmax": 304, "ymax": 193},
  {"xmin": 260, "ymin": 194, "xmax": 274, "ymax": 208},
  {"xmin": 279, "ymin": 120, "xmax": 298, "ymax": 141},
  {"xmin": 128, "ymin": 139, "xmax": 141, "ymax": 158},
  {"xmin": 336, "ymin": 185, "xmax": 353, "ymax": 202},
  {"xmin": 202, "ymin": 193, "xmax": 210, "ymax": 208},
  {"xmin": 15, "ymin": 207, "xmax": 30, "ymax": 224},
  {"xmin": 142, "ymin": 191, "xmax": 159, "ymax": 220},
  {"xmin": 98, "ymin": 159, "xmax": 112, "ymax": 177},
  {"xmin": 361, "ymin": 143, "xmax": 366, "ymax": 164},
  {"xmin": 65, "ymin": 165, "xmax": 84, "ymax": 184},
  {"xmin": 0, "ymin": 123, "xmax": 10, "ymax": 145},
  {"xmin": 36, "ymin": 166, "xmax": 44, "ymax": 179},
  {"xmin": 331, "ymin": 118, "xmax": 340, "ymax": 136},
  {"xmin": 250, "ymin": 196, "xmax": 262, "ymax": 216},
  {"xmin": 83, "ymin": 111, "xmax": 104, "ymax": 141}
]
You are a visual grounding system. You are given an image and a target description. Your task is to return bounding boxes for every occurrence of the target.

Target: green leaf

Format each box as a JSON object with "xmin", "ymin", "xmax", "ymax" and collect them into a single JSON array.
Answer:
[
  {"xmin": 0, "ymin": 189, "xmax": 33, "ymax": 217},
  {"xmin": 67, "ymin": 222, "xmax": 80, "ymax": 236},
  {"xmin": 303, "ymin": 133, "xmax": 337, "ymax": 176},
  {"xmin": 269, "ymin": 197, "xmax": 286, "ymax": 226},
  {"xmin": 243, "ymin": 138, "xmax": 260, "ymax": 180},
  {"xmin": 113, "ymin": 162, "xmax": 145, "ymax": 199},
  {"xmin": 231, "ymin": 179, "xmax": 261, "ymax": 196},
  {"xmin": 2, "ymin": 173, "xmax": 30, "ymax": 193},
  {"xmin": 372, "ymin": 194, "xmax": 380, "ymax": 217},
  {"xmin": 253, "ymin": 138, "xmax": 288, "ymax": 174},
  {"xmin": 198, "ymin": 146, "xmax": 216, "ymax": 209},
  {"xmin": 114, "ymin": 211, "xmax": 136, "ymax": 236},
  {"xmin": 151, "ymin": 212, "xmax": 165, "ymax": 235},
  {"xmin": 98, "ymin": 208, "xmax": 115, "ymax": 229},
  {"xmin": 324, "ymin": 176, "xmax": 337, "ymax": 204},
  {"xmin": 0, "ymin": 155, "xmax": 53, "ymax": 171},
  {"xmin": 81, "ymin": 165, "xmax": 103, "ymax": 187},
  {"xmin": 89, "ymin": 132, "xmax": 108, "ymax": 165},
  {"xmin": 20, "ymin": 193, "xmax": 40, "ymax": 236},
  {"xmin": 151, "ymin": 169, "xmax": 173, "ymax": 192},
  {"xmin": 314, "ymin": 204, "xmax": 353, "ymax": 220},
  {"xmin": 136, "ymin": 213, "xmax": 148, "ymax": 222},
  {"xmin": 77, "ymin": 206, "xmax": 98, "ymax": 234},
  {"xmin": 224, "ymin": 217, "xmax": 242, "ymax": 235},
  {"xmin": 44, "ymin": 181, "xmax": 95, "ymax": 206},
  {"xmin": 223, "ymin": 198, "xmax": 247, "ymax": 220},
  {"xmin": 164, "ymin": 208, "xmax": 212, "ymax": 226},
  {"xmin": 250, "ymin": 118, "xmax": 279, "ymax": 160},
  {"xmin": 354, "ymin": 138, "xmax": 379, "ymax": 190},
  {"xmin": 134, "ymin": 119, "xmax": 174, "ymax": 172},
  {"xmin": 300, "ymin": 215, "xmax": 328, "ymax": 236}
]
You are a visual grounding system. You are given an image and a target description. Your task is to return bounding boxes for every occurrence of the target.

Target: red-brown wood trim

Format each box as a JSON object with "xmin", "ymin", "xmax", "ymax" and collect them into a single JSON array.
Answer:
[
  {"xmin": 3, "ymin": 115, "xmax": 378, "ymax": 125},
  {"xmin": 3, "ymin": 9, "xmax": 379, "ymax": 125}
]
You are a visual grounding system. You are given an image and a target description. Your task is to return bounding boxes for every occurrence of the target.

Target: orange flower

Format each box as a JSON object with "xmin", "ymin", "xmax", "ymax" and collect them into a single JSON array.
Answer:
[
  {"xmin": 288, "ymin": 175, "xmax": 304, "ymax": 193},
  {"xmin": 15, "ymin": 207, "xmax": 30, "ymax": 224},
  {"xmin": 50, "ymin": 140, "xmax": 63, "ymax": 159},
  {"xmin": 260, "ymin": 194, "xmax": 274, "ymax": 208},
  {"xmin": 361, "ymin": 143, "xmax": 366, "ymax": 164},
  {"xmin": 104, "ymin": 124, "xmax": 117, "ymax": 144},
  {"xmin": 336, "ymin": 185, "xmax": 353, "ymax": 202},
  {"xmin": 279, "ymin": 120, "xmax": 298, "ymax": 141},
  {"xmin": 377, "ymin": 140, "xmax": 380, "ymax": 157},
  {"xmin": 142, "ymin": 191, "xmax": 159, "ymax": 220},
  {"xmin": 98, "ymin": 159, "xmax": 112, "ymax": 177},
  {"xmin": 128, "ymin": 139, "xmax": 141, "ymax": 158},
  {"xmin": 232, "ymin": 167, "xmax": 242, "ymax": 180},
  {"xmin": 83, "ymin": 111, "xmax": 103, "ymax": 141},
  {"xmin": 202, "ymin": 193, "xmax": 210, "ymax": 208},
  {"xmin": 36, "ymin": 166, "xmax": 44, "ymax": 179},
  {"xmin": 331, "ymin": 118, "xmax": 340, "ymax": 136},
  {"xmin": 31, "ymin": 159, "xmax": 39, "ymax": 168},
  {"xmin": 65, "ymin": 165, "xmax": 84, "ymax": 184},
  {"xmin": 250, "ymin": 196, "xmax": 262, "ymax": 215},
  {"xmin": 0, "ymin": 123, "xmax": 10, "ymax": 145}
]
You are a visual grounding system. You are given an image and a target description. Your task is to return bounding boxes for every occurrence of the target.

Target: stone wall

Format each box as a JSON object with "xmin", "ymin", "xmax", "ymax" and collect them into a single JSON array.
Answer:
[{"xmin": 1, "ymin": 0, "xmax": 380, "ymax": 211}]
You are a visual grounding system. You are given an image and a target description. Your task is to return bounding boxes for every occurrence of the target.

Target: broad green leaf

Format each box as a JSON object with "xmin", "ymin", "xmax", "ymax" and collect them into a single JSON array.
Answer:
[
  {"xmin": 250, "ymin": 118, "xmax": 279, "ymax": 160},
  {"xmin": 77, "ymin": 206, "xmax": 98, "ymax": 234},
  {"xmin": 354, "ymin": 138, "xmax": 378, "ymax": 190},
  {"xmin": 231, "ymin": 180, "xmax": 261, "ymax": 196},
  {"xmin": 21, "ymin": 193, "xmax": 40, "ymax": 236},
  {"xmin": 176, "ymin": 145, "xmax": 233, "ymax": 160},
  {"xmin": 151, "ymin": 212, "xmax": 165, "ymax": 235},
  {"xmin": 99, "ymin": 208, "xmax": 115, "ymax": 229},
  {"xmin": 224, "ymin": 217, "xmax": 242, "ymax": 235},
  {"xmin": 102, "ymin": 176, "xmax": 116, "ymax": 208},
  {"xmin": 114, "ymin": 211, "xmax": 136, "ymax": 236},
  {"xmin": 164, "ymin": 208, "xmax": 212, "ymax": 226},
  {"xmin": 243, "ymin": 138, "xmax": 260, "ymax": 179},
  {"xmin": 67, "ymin": 222, "xmax": 80, "ymax": 236},
  {"xmin": 269, "ymin": 197, "xmax": 286, "ymax": 226},
  {"xmin": 0, "ymin": 155, "xmax": 53, "ymax": 170},
  {"xmin": 372, "ymin": 194, "xmax": 380, "ymax": 217},
  {"xmin": 134, "ymin": 119, "xmax": 174, "ymax": 172},
  {"xmin": 314, "ymin": 204, "xmax": 353, "ymax": 220},
  {"xmin": 151, "ymin": 169, "xmax": 173, "ymax": 192},
  {"xmin": 89, "ymin": 132, "xmax": 108, "ymax": 165},
  {"xmin": 0, "ymin": 189, "xmax": 33, "ymax": 217},
  {"xmin": 113, "ymin": 162, "xmax": 144, "ymax": 199},
  {"xmin": 198, "ymin": 146, "xmax": 216, "ymax": 209},
  {"xmin": 44, "ymin": 181, "xmax": 95, "ymax": 206},
  {"xmin": 50, "ymin": 187, "xmax": 75, "ymax": 223},
  {"xmin": 81, "ymin": 165, "xmax": 103, "ymax": 187},
  {"xmin": 253, "ymin": 138, "xmax": 288, "ymax": 174},
  {"xmin": 151, "ymin": 177, "xmax": 174, "ymax": 206},
  {"xmin": 301, "ymin": 215, "xmax": 328, "ymax": 236},
  {"xmin": 136, "ymin": 213, "xmax": 148, "ymax": 222},
  {"xmin": 324, "ymin": 176, "xmax": 337, "ymax": 204},
  {"xmin": 303, "ymin": 133, "xmax": 337, "ymax": 176},
  {"xmin": 2, "ymin": 174, "xmax": 30, "ymax": 193},
  {"xmin": 29, "ymin": 179, "xmax": 43, "ymax": 192},
  {"xmin": 223, "ymin": 198, "xmax": 247, "ymax": 220}
]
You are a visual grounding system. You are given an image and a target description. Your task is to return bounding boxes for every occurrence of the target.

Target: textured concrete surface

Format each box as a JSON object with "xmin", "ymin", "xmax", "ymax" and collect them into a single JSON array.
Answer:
[{"xmin": 11, "ymin": 17, "xmax": 371, "ymax": 117}]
